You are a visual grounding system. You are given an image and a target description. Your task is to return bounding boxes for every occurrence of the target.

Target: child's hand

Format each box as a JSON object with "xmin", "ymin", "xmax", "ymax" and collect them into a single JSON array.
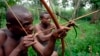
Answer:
[
  {"xmin": 60, "ymin": 26, "xmax": 71, "ymax": 31},
  {"xmin": 17, "ymin": 35, "xmax": 36, "ymax": 50},
  {"xmin": 67, "ymin": 20, "xmax": 76, "ymax": 27},
  {"xmin": 52, "ymin": 28, "xmax": 67, "ymax": 39}
]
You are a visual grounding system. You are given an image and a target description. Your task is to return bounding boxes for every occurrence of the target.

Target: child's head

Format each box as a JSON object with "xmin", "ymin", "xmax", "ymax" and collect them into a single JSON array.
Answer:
[
  {"xmin": 40, "ymin": 12, "xmax": 51, "ymax": 25},
  {"xmin": 6, "ymin": 5, "xmax": 33, "ymax": 36}
]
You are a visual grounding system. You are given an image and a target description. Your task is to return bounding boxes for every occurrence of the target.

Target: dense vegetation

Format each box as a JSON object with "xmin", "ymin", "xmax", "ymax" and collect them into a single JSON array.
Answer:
[
  {"xmin": 27, "ymin": 20, "xmax": 100, "ymax": 56},
  {"xmin": 0, "ymin": 0, "xmax": 100, "ymax": 56}
]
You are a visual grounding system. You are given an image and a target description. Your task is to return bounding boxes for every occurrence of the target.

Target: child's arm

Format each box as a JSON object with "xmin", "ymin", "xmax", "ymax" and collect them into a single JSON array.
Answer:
[{"xmin": 0, "ymin": 30, "xmax": 7, "ymax": 56}]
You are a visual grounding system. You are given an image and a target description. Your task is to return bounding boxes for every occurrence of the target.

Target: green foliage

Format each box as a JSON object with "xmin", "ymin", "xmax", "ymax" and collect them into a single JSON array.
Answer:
[
  {"xmin": 60, "ymin": 9, "xmax": 73, "ymax": 19},
  {"xmin": 48, "ymin": 19, "xmax": 100, "ymax": 56},
  {"xmin": 89, "ymin": 0, "xmax": 100, "ymax": 9},
  {"xmin": 0, "ymin": 0, "xmax": 19, "ymax": 28},
  {"xmin": 63, "ymin": 20, "xmax": 100, "ymax": 56},
  {"xmin": 78, "ymin": 9, "xmax": 93, "ymax": 21},
  {"xmin": 28, "ymin": 47, "xmax": 37, "ymax": 56},
  {"xmin": 62, "ymin": 0, "xmax": 68, "ymax": 8},
  {"xmin": 52, "ymin": 0, "xmax": 59, "ymax": 6},
  {"xmin": 0, "ymin": 0, "xmax": 100, "ymax": 56}
]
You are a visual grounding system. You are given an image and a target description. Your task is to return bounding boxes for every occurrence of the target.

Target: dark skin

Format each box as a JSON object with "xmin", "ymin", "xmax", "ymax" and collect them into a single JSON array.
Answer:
[
  {"xmin": 34, "ymin": 12, "xmax": 72, "ymax": 56},
  {"xmin": 34, "ymin": 13, "xmax": 57, "ymax": 56},
  {"xmin": 0, "ymin": 5, "xmax": 68, "ymax": 56},
  {"xmin": 0, "ymin": 5, "xmax": 35, "ymax": 56},
  {"xmin": 34, "ymin": 13, "xmax": 55, "ymax": 42}
]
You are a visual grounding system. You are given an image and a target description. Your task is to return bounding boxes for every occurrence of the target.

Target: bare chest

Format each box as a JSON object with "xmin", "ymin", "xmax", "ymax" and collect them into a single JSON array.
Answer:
[
  {"xmin": 3, "ymin": 37, "xmax": 18, "ymax": 56},
  {"xmin": 40, "ymin": 26, "xmax": 54, "ymax": 35}
]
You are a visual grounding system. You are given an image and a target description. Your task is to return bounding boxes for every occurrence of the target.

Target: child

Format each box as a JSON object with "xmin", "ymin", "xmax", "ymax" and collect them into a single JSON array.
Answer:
[{"xmin": 34, "ymin": 12, "xmax": 72, "ymax": 56}]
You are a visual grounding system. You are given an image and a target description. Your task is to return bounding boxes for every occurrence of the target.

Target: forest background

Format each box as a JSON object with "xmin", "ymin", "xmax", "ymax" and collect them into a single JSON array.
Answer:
[{"xmin": 0, "ymin": 0, "xmax": 100, "ymax": 56}]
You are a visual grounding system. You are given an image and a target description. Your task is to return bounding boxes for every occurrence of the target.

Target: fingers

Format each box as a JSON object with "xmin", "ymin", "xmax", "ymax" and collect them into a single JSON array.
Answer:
[
  {"xmin": 21, "ymin": 34, "xmax": 36, "ymax": 47},
  {"xmin": 23, "ymin": 36, "xmax": 34, "ymax": 41},
  {"xmin": 57, "ymin": 29, "xmax": 66, "ymax": 38},
  {"xmin": 24, "ymin": 35, "xmax": 33, "ymax": 38},
  {"xmin": 60, "ymin": 26, "xmax": 71, "ymax": 31},
  {"xmin": 59, "ymin": 31, "xmax": 66, "ymax": 38},
  {"xmin": 63, "ymin": 27, "xmax": 71, "ymax": 31},
  {"xmin": 69, "ymin": 20, "xmax": 75, "ymax": 24},
  {"xmin": 52, "ymin": 28, "xmax": 67, "ymax": 39},
  {"xmin": 23, "ymin": 41, "xmax": 36, "ymax": 47},
  {"xmin": 68, "ymin": 20, "xmax": 76, "ymax": 26}
]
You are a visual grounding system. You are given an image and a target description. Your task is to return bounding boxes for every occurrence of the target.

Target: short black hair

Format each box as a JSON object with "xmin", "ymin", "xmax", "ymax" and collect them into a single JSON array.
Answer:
[
  {"xmin": 6, "ymin": 5, "xmax": 31, "ymax": 22},
  {"xmin": 40, "ymin": 11, "xmax": 48, "ymax": 19}
]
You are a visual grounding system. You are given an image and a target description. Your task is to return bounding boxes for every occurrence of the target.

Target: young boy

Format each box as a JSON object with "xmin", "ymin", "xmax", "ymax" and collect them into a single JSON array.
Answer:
[
  {"xmin": 34, "ymin": 12, "xmax": 58, "ymax": 56},
  {"xmin": 34, "ymin": 12, "xmax": 73, "ymax": 56},
  {"xmin": 0, "ymin": 5, "xmax": 68, "ymax": 56}
]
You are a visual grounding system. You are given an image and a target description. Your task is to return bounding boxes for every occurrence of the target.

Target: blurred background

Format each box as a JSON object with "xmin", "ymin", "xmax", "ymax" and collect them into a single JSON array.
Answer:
[{"xmin": 0, "ymin": 0, "xmax": 100, "ymax": 56}]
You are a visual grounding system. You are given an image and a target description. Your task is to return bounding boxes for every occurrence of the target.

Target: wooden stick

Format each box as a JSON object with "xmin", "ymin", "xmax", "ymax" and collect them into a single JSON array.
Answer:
[
  {"xmin": 40, "ymin": 0, "xmax": 65, "ymax": 56},
  {"xmin": 4, "ymin": 0, "xmax": 28, "ymax": 35}
]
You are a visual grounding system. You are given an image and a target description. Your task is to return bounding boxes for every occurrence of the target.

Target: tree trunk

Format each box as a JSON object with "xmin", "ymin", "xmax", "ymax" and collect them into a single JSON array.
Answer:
[
  {"xmin": 90, "ymin": 3, "xmax": 100, "ymax": 24},
  {"xmin": 90, "ymin": 9, "xmax": 99, "ymax": 24},
  {"xmin": 90, "ymin": 12, "xmax": 97, "ymax": 23},
  {"xmin": 72, "ymin": 0, "xmax": 81, "ymax": 19}
]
